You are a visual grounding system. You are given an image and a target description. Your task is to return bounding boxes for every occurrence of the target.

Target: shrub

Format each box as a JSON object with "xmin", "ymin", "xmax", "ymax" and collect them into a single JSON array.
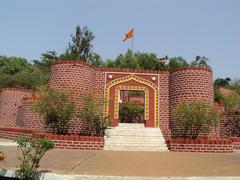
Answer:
[
  {"xmin": 33, "ymin": 86, "xmax": 75, "ymax": 134},
  {"xmin": 171, "ymin": 101, "xmax": 220, "ymax": 139},
  {"xmin": 221, "ymin": 92, "xmax": 240, "ymax": 115},
  {"xmin": 78, "ymin": 93, "xmax": 108, "ymax": 136},
  {"xmin": 16, "ymin": 136, "xmax": 54, "ymax": 180},
  {"xmin": 221, "ymin": 92, "xmax": 240, "ymax": 136},
  {"xmin": 119, "ymin": 102, "xmax": 144, "ymax": 123}
]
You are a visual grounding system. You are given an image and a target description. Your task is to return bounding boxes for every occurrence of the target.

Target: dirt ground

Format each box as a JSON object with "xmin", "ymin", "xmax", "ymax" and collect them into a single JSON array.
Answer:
[{"xmin": 0, "ymin": 146, "xmax": 240, "ymax": 177}]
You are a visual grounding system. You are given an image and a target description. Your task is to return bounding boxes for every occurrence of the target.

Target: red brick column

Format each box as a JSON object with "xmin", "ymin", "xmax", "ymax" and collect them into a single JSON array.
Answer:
[
  {"xmin": 49, "ymin": 61, "xmax": 96, "ymax": 134},
  {"xmin": 169, "ymin": 67, "xmax": 213, "ymax": 108},
  {"xmin": 169, "ymin": 67, "xmax": 215, "ymax": 137},
  {"xmin": 17, "ymin": 97, "xmax": 45, "ymax": 132},
  {"xmin": 0, "ymin": 88, "xmax": 34, "ymax": 127}
]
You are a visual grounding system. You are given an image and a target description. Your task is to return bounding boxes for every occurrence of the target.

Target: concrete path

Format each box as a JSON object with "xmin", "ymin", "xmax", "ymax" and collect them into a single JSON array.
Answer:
[{"xmin": 0, "ymin": 146, "xmax": 240, "ymax": 177}]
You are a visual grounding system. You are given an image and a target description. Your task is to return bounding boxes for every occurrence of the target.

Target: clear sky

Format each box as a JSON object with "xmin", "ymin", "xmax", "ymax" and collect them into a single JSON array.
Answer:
[{"xmin": 0, "ymin": 0, "xmax": 239, "ymax": 79}]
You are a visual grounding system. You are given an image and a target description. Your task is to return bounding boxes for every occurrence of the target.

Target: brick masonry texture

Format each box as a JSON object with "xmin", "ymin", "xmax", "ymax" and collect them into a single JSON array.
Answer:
[
  {"xmin": 49, "ymin": 61, "xmax": 96, "ymax": 134},
  {"xmin": 169, "ymin": 68, "xmax": 215, "ymax": 137},
  {"xmin": 0, "ymin": 61, "xmax": 233, "ymax": 142},
  {"xmin": 167, "ymin": 138, "xmax": 234, "ymax": 153},
  {"xmin": 0, "ymin": 88, "xmax": 34, "ymax": 127},
  {"xmin": 0, "ymin": 127, "xmax": 104, "ymax": 150},
  {"xmin": 17, "ymin": 98, "xmax": 45, "ymax": 132},
  {"xmin": 169, "ymin": 67, "xmax": 213, "ymax": 108}
]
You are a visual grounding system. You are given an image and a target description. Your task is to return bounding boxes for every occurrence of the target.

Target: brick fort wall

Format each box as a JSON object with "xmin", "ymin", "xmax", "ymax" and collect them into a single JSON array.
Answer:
[
  {"xmin": 0, "ymin": 61, "xmax": 218, "ymax": 138},
  {"xmin": 0, "ymin": 88, "xmax": 34, "ymax": 127}
]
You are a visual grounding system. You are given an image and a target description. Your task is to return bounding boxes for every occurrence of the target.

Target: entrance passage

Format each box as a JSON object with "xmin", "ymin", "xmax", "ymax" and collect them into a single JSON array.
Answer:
[{"xmin": 118, "ymin": 90, "xmax": 145, "ymax": 124}]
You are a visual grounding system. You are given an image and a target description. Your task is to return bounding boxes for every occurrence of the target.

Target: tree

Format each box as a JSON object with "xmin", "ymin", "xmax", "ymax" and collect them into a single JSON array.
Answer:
[
  {"xmin": 103, "ymin": 49, "xmax": 159, "ymax": 70},
  {"xmin": 191, "ymin": 56, "xmax": 210, "ymax": 68},
  {"xmin": 115, "ymin": 49, "xmax": 139, "ymax": 69},
  {"xmin": 0, "ymin": 56, "xmax": 31, "ymax": 75},
  {"xmin": 168, "ymin": 56, "xmax": 189, "ymax": 71},
  {"xmin": 32, "ymin": 86, "xmax": 75, "ymax": 134},
  {"xmin": 135, "ymin": 52, "xmax": 158, "ymax": 70},
  {"xmin": 0, "ymin": 56, "xmax": 48, "ymax": 89},
  {"xmin": 119, "ymin": 102, "xmax": 144, "ymax": 123},
  {"xmin": 78, "ymin": 93, "xmax": 108, "ymax": 136},
  {"xmin": 16, "ymin": 136, "xmax": 54, "ymax": 180},
  {"xmin": 229, "ymin": 80, "xmax": 240, "ymax": 95},
  {"xmin": 102, "ymin": 59, "xmax": 116, "ymax": 68},
  {"xmin": 60, "ymin": 25, "xmax": 95, "ymax": 62},
  {"xmin": 33, "ymin": 51, "xmax": 58, "ymax": 74},
  {"xmin": 171, "ymin": 101, "xmax": 219, "ymax": 139},
  {"xmin": 214, "ymin": 78, "xmax": 231, "ymax": 88},
  {"xmin": 87, "ymin": 52, "xmax": 104, "ymax": 67}
]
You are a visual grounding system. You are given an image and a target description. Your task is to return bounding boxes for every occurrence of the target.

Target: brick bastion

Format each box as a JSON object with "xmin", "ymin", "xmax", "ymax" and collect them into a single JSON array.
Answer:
[{"xmin": 0, "ymin": 60, "xmax": 238, "ymax": 152}]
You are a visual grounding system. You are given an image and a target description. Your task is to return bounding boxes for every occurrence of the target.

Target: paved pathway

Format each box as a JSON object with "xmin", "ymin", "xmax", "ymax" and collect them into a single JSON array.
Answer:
[{"xmin": 0, "ymin": 145, "xmax": 240, "ymax": 177}]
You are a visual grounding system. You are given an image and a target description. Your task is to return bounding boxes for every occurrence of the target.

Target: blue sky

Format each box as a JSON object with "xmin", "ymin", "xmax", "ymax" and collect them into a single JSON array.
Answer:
[{"xmin": 0, "ymin": 0, "xmax": 239, "ymax": 79}]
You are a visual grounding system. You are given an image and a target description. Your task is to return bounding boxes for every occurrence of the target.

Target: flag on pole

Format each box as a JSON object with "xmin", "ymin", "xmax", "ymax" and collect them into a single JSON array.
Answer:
[{"xmin": 123, "ymin": 28, "xmax": 134, "ymax": 41}]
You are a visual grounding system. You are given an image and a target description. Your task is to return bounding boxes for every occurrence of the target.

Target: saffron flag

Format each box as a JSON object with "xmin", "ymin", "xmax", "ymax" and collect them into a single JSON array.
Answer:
[{"xmin": 123, "ymin": 28, "xmax": 134, "ymax": 41}]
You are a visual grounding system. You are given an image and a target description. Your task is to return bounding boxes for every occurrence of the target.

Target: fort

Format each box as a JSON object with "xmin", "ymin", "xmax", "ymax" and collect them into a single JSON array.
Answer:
[{"xmin": 0, "ymin": 60, "xmax": 239, "ymax": 152}]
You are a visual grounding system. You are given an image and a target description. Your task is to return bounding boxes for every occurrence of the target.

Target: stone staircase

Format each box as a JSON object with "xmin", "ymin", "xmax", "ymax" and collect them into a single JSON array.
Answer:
[{"xmin": 104, "ymin": 123, "xmax": 169, "ymax": 151}]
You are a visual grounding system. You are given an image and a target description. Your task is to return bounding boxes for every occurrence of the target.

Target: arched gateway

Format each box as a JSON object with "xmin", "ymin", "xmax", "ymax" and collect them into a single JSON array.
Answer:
[{"xmin": 104, "ymin": 74, "xmax": 159, "ymax": 128}]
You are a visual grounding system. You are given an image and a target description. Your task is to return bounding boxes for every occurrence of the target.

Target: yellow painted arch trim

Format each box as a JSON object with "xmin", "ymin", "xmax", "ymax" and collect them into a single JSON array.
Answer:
[{"xmin": 104, "ymin": 74, "xmax": 159, "ymax": 127}]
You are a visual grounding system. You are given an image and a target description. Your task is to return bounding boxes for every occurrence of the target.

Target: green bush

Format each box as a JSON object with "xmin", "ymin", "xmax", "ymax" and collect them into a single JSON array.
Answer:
[
  {"xmin": 78, "ymin": 93, "xmax": 108, "ymax": 136},
  {"xmin": 171, "ymin": 101, "xmax": 220, "ymax": 139},
  {"xmin": 0, "ymin": 56, "xmax": 49, "ymax": 89},
  {"xmin": 221, "ymin": 92, "xmax": 240, "ymax": 115},
  {"xmin": 16, "ymin": 136, "xmax": 54, "ymax": 180},
  {"xmin": 221, "ymin": 92, "xmax": 240, "ymax": 136},
  {"xmin": 119, "ymin": 102, "xmax": 144, "ymax": 123},
  {"xmin": 33, "ymin": 86, "xmax": 75, "ymax": 134}
]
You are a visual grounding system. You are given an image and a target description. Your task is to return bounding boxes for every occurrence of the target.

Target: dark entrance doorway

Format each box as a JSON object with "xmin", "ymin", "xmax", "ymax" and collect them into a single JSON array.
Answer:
[{"xmin": 118, "ymin": 90, "xmax": 145, "ymax": 123}]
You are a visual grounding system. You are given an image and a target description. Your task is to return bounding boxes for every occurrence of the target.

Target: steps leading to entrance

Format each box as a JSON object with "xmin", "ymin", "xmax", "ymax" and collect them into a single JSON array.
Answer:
[{"xmin": 104, "ymin": 123, "xmax": 169, "ymax": 151}]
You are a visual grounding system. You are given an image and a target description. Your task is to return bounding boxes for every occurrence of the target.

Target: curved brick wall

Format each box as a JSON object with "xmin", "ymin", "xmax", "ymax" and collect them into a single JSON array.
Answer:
[
  {"xmin": 169, "ymin": 67, "xmax": 214, "ymax": 137},
  {"xmin": 17, "ymin": 98, "xmax": 45, "ymax": 132},
  {"xmin": 49, "ymin": 61, "xmax": 96, "ymax": 134},
  {"xmin": 169, "ymin": 67, "xmax": 214, "ymax": 108},
  {"xmin": 0, "ymin": 88, "xmax": 34, "ymax": 127}
]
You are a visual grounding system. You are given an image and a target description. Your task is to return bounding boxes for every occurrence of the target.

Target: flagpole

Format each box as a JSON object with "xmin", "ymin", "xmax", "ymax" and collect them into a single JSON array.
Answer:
[{"xmin": 131, "ymin": 34, "xmax": 134, "ymax": 52}]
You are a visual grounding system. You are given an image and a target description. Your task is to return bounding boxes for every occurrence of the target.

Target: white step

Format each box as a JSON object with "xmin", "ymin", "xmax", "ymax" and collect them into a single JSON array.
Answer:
[{"xmin": 104, "ymin": 123, "xmax": 169, "ymax": 152}]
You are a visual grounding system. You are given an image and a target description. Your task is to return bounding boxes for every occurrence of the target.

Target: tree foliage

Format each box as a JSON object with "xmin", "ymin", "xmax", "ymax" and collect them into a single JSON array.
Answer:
[
  {"xmin": 0, "ymin": 56, "xmax": 48, "ymax": 89},
  {"xmin": 191, "ymin": 56, "xmax": 210, "ymax": 68},
  {"xmin": 101, "ymin": 50, "xmax": 208, "ymax": 71},
  {"xmin": 221, "ymin": 92, "xmax": 240, "ymax": 115},
  {"xmin": 171, "ymin": 101, "xmax": 220, "ymax": 139},
  {"xmin": 78, "ymin": 93, "xmax": 108, "ymax": 136},
  {"xmin": 214, "ymin": 78, "xmax": 231, "ymax": 88},
  {"xmin": 220, "ymin": 92, "xmax": 240, "ymax": 137},
  {"xmin": 119, "ymin": 102, "xmax": 144, "ymax": 123},
  {"xmin": 60, "ymin": 25, "xmax": 95, "ymax": 62},
  {"xmin": 32, "ymin": 86, "xmax": 75, "ymax": 134},
  {"xmin": 33, "ymin": 51, "xmax": 58, "ymax": 74},
  {"xmin": 16, "ymin": 136, "xmax": 54, "ymax": 180}
]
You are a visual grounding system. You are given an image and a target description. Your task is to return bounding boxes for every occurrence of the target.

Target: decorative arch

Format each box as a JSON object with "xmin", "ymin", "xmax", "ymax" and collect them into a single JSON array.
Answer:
[
  {"xmin": 114, "ymin": 86, "xmax": 149, "ymax": 120},
  {"xmin": 104, "ymin": 74, "xmax": 159, "ymax": 127}
]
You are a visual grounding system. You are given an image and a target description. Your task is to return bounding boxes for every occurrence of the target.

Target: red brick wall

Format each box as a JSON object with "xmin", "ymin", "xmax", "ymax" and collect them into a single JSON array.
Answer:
[
  {"xmin": 95, "ymin": 71, "xmax": 105, "ymax": 99},
  {"xmin": 0, "ymin": 62, "xmax": 220, "ymax": 139},
  {"xmin": 167, "ymin": 139, "xmax": 233, "ymax": 153},
  {"xmin": 44, "ymin": 133, "xmax": 104, "ymax": 150},
  {"xmin": 0, "ymin": 127, "xmax": 34, "ymax": 139},
  {"xmin": 49, "ymin": 61, "xmax": 96, "ymax": 134},
  {"xmin": 0, "ymin": 127, "xmax": 104, "ymax": 150},
  {"xmin": 231, "ymin": 137, "xmax": 240, "ymax": 150},
  {"xmin": 169, "ymin": 67, "xmax": 213, "ymax": 107},
  {"xmin": 0, "ymin": 88, "xmax": 34, "ymax": 127},
  {"xmin": 169, "ymin": 67, "xmax": 215, "ymax": 137},
  {"xmin": 158, "ymin": 73, "xmax": 170, "ymax": 136},
  {"xmin": 17, "ymin": 98, "xmax": 45, "ymax": 132}
]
